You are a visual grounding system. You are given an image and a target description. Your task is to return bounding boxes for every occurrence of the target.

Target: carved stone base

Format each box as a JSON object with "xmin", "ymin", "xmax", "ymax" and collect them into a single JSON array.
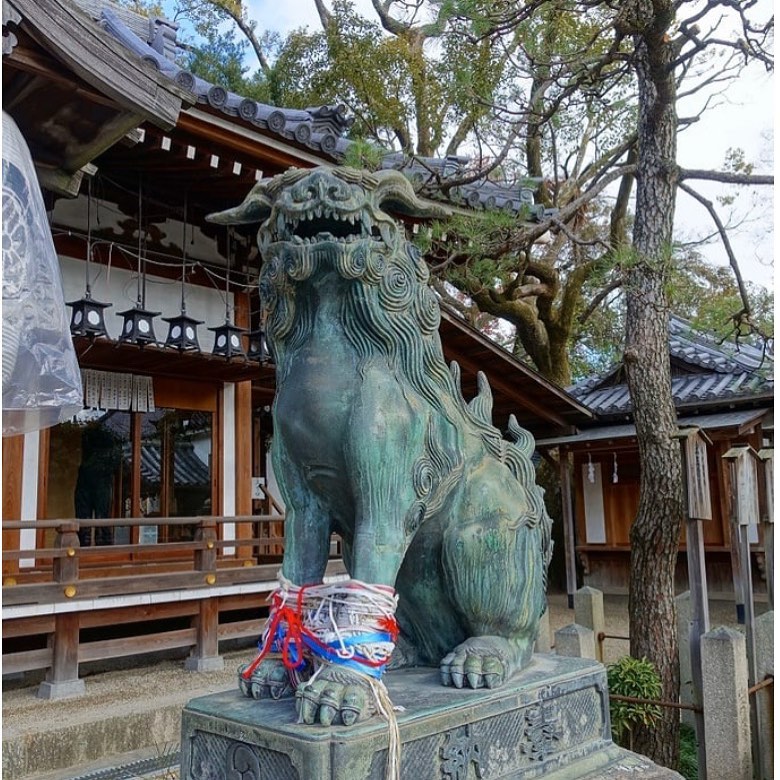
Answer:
[{"xmin": 180, "ymin": 654, "xmax": 682, "ymax": 779}]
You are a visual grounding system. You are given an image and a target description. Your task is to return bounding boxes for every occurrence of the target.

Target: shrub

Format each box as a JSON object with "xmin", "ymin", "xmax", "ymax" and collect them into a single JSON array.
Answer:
[
  {"xmin": 678, "ymin": 723, "xmax": 699, "ymax": 780},
  {"xmin": 606, "ymin": 655, "xmax": 662, "ymax": 751}
]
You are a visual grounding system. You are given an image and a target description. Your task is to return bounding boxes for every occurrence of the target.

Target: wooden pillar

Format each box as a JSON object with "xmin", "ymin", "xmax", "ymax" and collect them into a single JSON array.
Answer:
[
  {"xmin": 720, "ymin": 443, "xmax": 746, "ymax": 622},
  {"xmin": 677, "ymin": 427, "xmax": 713, "ymax": 780},
  {"xmin": 559, "ymin": 449, "xmax": 578, "ymax": 609},
  {"xmin": 234, "ymin": 379, "xmax": 253, "ymax": 562},
  {"xmin": 723, "ymin": 445, "xmax": 762, "ymax": 773},
  {"xmin": 38, "ymin": 612, "xmax": 84, "ymax": 699},
  {"xmin": 186, "ymin": 520, "xmax": 224, "ymax": 671},
  {"xmin": 758, "ymin": 447, "xmax": 773, "ymax": 610},
  {"xmin": 38, "ymin": 522, "xmax": 84, "ymax": 699},
  {"xmin": 2, "ymin": 435, "xmax": 24, "ymax": 578}
]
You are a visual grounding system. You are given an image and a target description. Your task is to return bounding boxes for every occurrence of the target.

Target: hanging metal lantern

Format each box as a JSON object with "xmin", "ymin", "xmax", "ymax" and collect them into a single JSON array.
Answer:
[
  {"xmin": 68, "ymin": 292, "xmax": 112, "ymax": 339},
  {"xmin": 67, "ymin": 178, "xmax": 112, "ymax": 339},
  {"xmin": 210, "ymin": 320, "xmax": 246, "ymax": 359},
  {"xmin": 164, "ymin": 312, "xmax": 203, "ymax": 352},
  {"xmin": 117, "ymin": 175, "xmax": 159, "ymax": 347},
  {"xmin": 164, "ymin": 195, "xmax": 202, "ymax": 352},
  {"xmin": 210, "ymin": 227, "xmax": 245, "ymax": 359},
  {"xmin": 246, "ymin": 326, "xmax": 272, "ymax": 363},
  {"xmin": 117, "ymin": 303, "xmax": 161, "ymax": 346}
]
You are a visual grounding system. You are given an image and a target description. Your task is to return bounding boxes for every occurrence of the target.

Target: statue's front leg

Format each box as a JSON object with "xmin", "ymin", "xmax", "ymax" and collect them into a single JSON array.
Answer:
[
  {"xmin": 294, "ymin": 380, "xmax": 426, "ymax": 726},
  {"xmin": 240, "ymin": 439, "xmax": 334, "ymax": 702}
]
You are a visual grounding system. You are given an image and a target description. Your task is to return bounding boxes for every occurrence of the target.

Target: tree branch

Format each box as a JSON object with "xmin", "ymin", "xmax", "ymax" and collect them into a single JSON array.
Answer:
[
  {"xmin": 213, "ymin": 0, "xmax": 272, "ymax": 75},
  {"xmin": 677, "ymin": 180, "xmax": 752, "ymax": 318},
  {"xmin": 578, "ymin": 275, "xmax": 624, "ymax": 324},
  {"xmin": 678, "ymin": 168, "xmax": 774, "ymax": 185}
]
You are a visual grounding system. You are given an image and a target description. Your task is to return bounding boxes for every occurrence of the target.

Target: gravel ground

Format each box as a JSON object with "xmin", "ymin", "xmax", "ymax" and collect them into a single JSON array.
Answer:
[{"xmin": 3, "ymin": 591, "xmax": 765, "ymax": 779}]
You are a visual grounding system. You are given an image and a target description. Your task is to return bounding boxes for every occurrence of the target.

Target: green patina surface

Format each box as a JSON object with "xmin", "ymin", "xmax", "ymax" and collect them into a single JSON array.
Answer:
[{"xmin": 209, "ymin": 167, "xmax": 553, "ymax": 726}]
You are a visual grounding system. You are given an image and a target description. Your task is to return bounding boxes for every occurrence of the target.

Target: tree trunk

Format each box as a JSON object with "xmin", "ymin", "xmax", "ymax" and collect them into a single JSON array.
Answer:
[{"xmin": 623, "ymin": 7, "xmax": 683, "ymax": 769}]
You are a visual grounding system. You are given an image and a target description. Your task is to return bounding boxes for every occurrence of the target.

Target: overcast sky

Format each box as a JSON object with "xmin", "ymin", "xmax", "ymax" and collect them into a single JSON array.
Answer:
[{"xmin": 235, "ymin": 0, "xmax": 776, "ymax": 290}]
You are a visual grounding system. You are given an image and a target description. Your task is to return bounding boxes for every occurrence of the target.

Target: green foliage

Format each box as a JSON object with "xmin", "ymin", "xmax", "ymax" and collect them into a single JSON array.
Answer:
[
  {"xmin": 341, "ymin": 139, "xmax": 385, "ymax": 171},
  {"xmin": 116, "ymin": 0, "xmax": 164, "ymax": 14},
  {"xmin": 183, "ymin": 30, "xmax": 271, "ymax": 101},
  {"xmin": 606, "ymin": 656, "xmax": 662, "ymax": 751},
  {"xmin": 667, "ymin": 250, "xmax": 774, "ymax": 345},
  {"xmin": 678, "ymin": 723, "xmax": 699, "ymax": 780}
]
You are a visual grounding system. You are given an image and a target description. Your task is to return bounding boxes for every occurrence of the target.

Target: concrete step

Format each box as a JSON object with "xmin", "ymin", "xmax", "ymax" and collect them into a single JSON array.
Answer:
[{"xmin": 2, "ymin": 650, "xmax": 250, "ymax": 780}]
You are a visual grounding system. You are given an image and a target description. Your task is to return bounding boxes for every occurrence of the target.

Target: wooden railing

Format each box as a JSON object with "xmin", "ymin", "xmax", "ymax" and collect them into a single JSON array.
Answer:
[
  {"xmin": 3, "ymin": 515, "xmax": 289, "ymax": 600},
  {"xmin": 1, "ymin": 515, "xmax": 346, "ymax": 696}
]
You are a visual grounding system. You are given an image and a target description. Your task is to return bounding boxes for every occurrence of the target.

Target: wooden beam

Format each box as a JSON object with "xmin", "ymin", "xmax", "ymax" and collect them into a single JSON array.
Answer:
[{"xmin": 178, "ymin": 109, "xmax": 329, "ymax": 170}]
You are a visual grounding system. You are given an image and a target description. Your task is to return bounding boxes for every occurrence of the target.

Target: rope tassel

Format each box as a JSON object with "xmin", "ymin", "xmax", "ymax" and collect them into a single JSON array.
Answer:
[
  {"xmin": 242, "ymin": 576, "xmax": 402, "ymax": 780},
  {"xmin": 242, "ymin": 576, "xmax": 399, "ymax": 679}
]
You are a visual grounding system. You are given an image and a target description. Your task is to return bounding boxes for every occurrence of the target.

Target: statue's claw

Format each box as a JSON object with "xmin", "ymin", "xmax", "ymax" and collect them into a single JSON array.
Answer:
[
  {"xmin": 238, "ymin": 664, "xmax": 252, "ymax": 697},
  {"xmin": 294, "ymin": 664, "xmax": 373, "ymax": 726},
  {"xmin": 237, "ymin": 659, "xmax": 296, "ymax": 700},
  {"xmin": 439, "ymin": 636, "xmax": 517, "ymax": 689}
]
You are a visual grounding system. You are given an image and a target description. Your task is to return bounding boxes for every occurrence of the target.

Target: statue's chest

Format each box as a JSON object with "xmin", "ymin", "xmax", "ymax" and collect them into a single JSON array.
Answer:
[{"xmin": 274, "ymin": 332, "xmax": 360, "ymax": 452}]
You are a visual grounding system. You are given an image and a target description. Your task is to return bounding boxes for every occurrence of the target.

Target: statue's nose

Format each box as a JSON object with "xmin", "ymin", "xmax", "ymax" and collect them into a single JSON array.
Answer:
[{"xmin": 293, "ymin": 172, "xmax": 349, "ymax": 204}]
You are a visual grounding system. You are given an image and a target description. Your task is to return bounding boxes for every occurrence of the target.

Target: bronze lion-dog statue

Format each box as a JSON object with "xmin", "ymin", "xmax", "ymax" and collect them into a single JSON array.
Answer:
[{"xmin": 209, "ymin": 167, "xmax": 552, "ymax": 727}]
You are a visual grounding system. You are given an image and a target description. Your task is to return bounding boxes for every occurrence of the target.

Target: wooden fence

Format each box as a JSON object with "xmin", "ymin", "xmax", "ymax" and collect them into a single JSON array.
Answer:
[{"xmin": 2, "ymin": 515, "xmax": 346, "ymax": 697}]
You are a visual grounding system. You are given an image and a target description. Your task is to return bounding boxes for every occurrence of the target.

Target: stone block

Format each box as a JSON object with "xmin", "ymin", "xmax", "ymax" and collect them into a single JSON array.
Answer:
[
  {"xmin": 534, "ymin": 609, "xmax": 551, "ymax": 653},
  {"xmin": 36, "ymin": 679, "xmax": 86, "ymax": 700},
  {"xmin": 574, "ymin": 587, "xmax": 605, "ymax": 662},
  {"xmin": 185, "ymin": 656, "xmax": 225, "ymax": 673},
  {"xmin": 701, "ymin": 626, "xmax": 752, "ymax": 780},
  {"xmin": 555, "ymin": 623, "xmax": 596, "ymax": 659},
  {"xmin": 754, "ymin": 610, "xmax": 774, "ymax": 780},
  {"xmin": 181, "ymin": 655, "xmax": 683, "ymax": 779}
]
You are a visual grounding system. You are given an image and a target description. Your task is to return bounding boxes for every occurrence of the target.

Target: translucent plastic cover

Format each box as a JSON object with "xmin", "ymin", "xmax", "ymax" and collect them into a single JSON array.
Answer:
[{"xmin": 2, "ymin": 112, "xmax": 83, "ymax": 436}]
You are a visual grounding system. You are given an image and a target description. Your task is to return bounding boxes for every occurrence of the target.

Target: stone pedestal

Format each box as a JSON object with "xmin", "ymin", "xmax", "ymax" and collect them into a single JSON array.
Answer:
[{"xmin": 181, "ymin": 654, "xmax": 682, "ymax": 779}]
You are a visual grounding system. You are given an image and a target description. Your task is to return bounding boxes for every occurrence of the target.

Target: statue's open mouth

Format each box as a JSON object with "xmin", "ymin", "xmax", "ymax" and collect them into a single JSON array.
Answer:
[{"xmin": 266, "ymin": 208, "xmax": 385, "ymax": 245}]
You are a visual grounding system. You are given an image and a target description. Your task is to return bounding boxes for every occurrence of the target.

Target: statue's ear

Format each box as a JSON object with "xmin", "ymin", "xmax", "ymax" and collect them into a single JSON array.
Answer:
[
  {"xmin": 207, "ymin": 180, "xmax": 273, "ymax": 225},
  {"xmin": 373, "ymin": 169, "xmax": 452, "ymax": 220}
]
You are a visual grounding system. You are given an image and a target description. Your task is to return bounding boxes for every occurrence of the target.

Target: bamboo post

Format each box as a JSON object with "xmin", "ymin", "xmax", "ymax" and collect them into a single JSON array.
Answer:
[{"xmin": 676, "ymin": 428, "xmax": 712, "ymax": 780}]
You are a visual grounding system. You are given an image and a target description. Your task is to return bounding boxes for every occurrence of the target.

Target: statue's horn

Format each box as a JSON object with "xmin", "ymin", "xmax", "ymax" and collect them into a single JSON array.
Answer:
[
  {"xmin": 373, "ymin": 169, "xmax": 452, "ymax": 220},
  {"xmin": 206, "ymin": 180, "xmax": 273, "ymax": 225}
]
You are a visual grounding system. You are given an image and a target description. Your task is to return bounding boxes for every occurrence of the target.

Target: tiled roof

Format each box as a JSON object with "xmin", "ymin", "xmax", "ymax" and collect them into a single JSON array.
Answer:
[
  {"xmin": 536, "ymin": 408, "xmax": 771, "ymax": 448},
  {"xmin": 87, "ymin": 2, "xmax": 549, "ymax": 218},
  {"xmin": 668, "ymin": 314, "xmax": 769, "ymax": 373},
  {"xmin": 569, "ymin": 315, "xmax": 773, "ymax": 418}
]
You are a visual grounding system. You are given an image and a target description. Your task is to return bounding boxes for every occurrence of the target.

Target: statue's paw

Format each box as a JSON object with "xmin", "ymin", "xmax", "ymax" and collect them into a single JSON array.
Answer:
[
  {"xmin": 237, "ymin": 660, "xmax": 296, "ymax": 700},
  {"xmin": 295, "ymin": 664, "xmax": 375, "ymax": 727},
  {"xmin": 440, "ymin": 636, "xmax": 515, "ymax": 690}
]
